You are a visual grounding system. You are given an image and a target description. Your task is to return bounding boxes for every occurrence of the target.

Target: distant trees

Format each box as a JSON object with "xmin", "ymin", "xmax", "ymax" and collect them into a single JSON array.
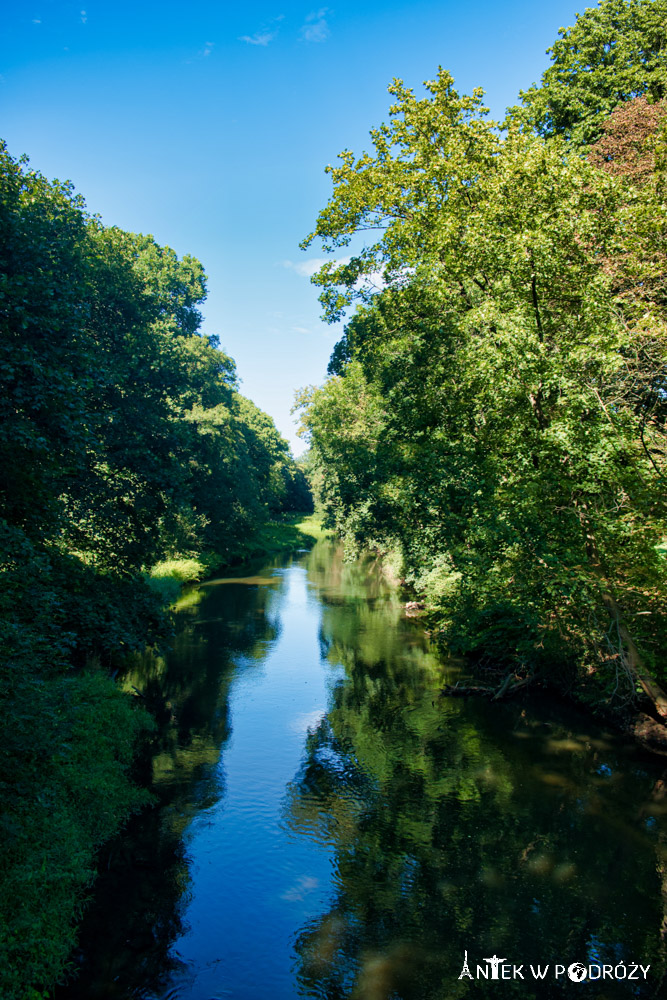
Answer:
[
  {"xmin": 297, "ymin": 0, "xmax": 667, "ymax": 713},
  {"xmin": 0, "ymin": 138, "xmax": 309, "ymax": 651}
]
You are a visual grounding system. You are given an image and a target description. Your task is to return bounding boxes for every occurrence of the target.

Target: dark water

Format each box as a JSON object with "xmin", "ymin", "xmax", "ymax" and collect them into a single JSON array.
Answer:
[{"xmin": 58, "ymin": 539, "xmax": 667, "ymax": 999}]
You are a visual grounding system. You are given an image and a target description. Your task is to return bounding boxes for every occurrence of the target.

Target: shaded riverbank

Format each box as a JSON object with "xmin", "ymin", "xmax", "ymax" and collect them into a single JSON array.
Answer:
[
  {"xmin": 58, "ymin": 538, "xmax": 667, "ymax": 999},
  {"xmin": 147, "ymin": 513, "xmax": 324, "ymax": 605}
]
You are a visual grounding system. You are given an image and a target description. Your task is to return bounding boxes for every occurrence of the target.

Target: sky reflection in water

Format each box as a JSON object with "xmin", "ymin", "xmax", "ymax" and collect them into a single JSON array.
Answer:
[{"xmin": 58, "ymin": 540, "xmax": 667, "ymax": 1000}]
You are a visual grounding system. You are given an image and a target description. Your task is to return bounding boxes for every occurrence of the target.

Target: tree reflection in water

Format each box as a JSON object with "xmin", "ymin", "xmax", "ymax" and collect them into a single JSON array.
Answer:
[
  {"xmin": 56, "ymin": 541, "xmax": 667, "ymax": 1000},
  {"xmin": 286, "ymin": 542, "xmax": 667, "ymax": 1000},
  {"xmin": 57, "ymin": 564, "xmax": 283, "ymax": 999}
]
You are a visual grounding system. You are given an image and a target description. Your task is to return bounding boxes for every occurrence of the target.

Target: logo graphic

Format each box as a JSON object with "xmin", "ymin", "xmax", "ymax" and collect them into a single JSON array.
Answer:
[
  {"xmin": 568, "ymin": 963, "xmax": 587, "ymax": 983},
  {"xmin": 483, "ymin": 956, "xmax": 507, "ymax": 980},
  {"xmin": 458, "ymin": 951, "xmax": 513, "ymax": 981},
  {"xmin": 458, "ymin": 951, "xmax": 472, "ymax": 980},
  {"xmin": 457, "ymin": 951, "xmax": 651, "ymax": 983}
]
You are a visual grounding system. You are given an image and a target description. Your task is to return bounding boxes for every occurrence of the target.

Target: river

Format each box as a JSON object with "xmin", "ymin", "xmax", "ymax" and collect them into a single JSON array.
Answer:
[{"xmin": 57, "ymin": 538, "xmax": 667, "ymax": 999}]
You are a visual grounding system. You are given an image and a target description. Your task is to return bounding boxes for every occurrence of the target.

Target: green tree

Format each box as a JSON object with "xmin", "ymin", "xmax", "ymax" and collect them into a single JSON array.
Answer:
[
  {"xmin": 0, "ymin": 140, "xmax": 311, "ymax": 998},
  {"xmin": 514, "ymin": 0, "xmax": 667, "ymax": 146},
  {"xmin": 298, "ymin": 64, "xmax": 667, "ymax": 715}
]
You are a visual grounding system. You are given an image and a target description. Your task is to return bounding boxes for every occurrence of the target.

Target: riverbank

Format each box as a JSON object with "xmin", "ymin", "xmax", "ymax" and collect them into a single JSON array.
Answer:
[
  {"xmin": 417, "ymin": 602, "xmax": 667, "ymax": 758},
  {"xmin": 377, "ymin": 544, "xmax": 667, "ymax": 758},
  {"xmin": 437, "ymin": 661, "xmax": 667, "ymax": 757},
  {"xmin": 146, "ymin": 513, "xmax": 325, "ymax": 605},
  {"xmin": 1, "ymin": 514, "xmax": 323, "ymax": 1000}
]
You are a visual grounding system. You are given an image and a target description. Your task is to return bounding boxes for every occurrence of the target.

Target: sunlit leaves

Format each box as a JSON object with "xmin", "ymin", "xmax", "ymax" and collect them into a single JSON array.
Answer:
[{"xmin": 298, "ymin": 19, "xmax": 667, "ymax": 694}]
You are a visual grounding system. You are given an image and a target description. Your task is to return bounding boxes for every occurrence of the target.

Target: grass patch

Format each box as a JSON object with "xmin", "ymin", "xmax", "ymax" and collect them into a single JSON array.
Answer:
[
  {"xmin": 0, "ymin": 673, "xmax": 153, "ymax": 1000},
  {"xmin": 238, "ymin": 512, "xmax": 326, "ymax": 559},
  {"xmin": 291, "ymin": 513, "xmax": 329, "ymax": 542},
  {"xmin": 145, "ymin": 557, "xmax": 206, "ymax": 605},
  {"xmin": 148, "ymin": 514, "xmax": 326, "ymax": 607}
]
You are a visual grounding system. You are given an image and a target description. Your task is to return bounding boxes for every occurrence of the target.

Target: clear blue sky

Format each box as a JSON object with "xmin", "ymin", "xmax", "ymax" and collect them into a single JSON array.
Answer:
[{"xmin": 1, "ymin": 0, "xmax": 582, "ymax": 453}]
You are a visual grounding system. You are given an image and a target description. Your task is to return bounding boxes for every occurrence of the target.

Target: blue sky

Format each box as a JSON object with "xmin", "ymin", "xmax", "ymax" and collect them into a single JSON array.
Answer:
[{"xmin": 1, "ymin": 1, "xmax": 582, "ymax": 453}]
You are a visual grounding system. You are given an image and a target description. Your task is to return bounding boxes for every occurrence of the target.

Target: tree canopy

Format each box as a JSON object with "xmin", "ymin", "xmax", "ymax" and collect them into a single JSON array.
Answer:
[
  {"xmin": 0, "ymin": 141, "xmax": 311, "ymax": 999},
  {"xmin": 297, "ymin": 0, "xmax": 667, "ymax": 720},
  {"xmin": 515, "ymin": 0, "xmax": 667, "ymax": 145}
]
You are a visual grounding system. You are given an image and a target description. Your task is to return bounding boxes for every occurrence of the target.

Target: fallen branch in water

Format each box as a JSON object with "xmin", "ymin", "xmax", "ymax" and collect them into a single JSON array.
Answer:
[{"xmin": 440, "ymin": 674, "xmax": 535, "ymax": 700}]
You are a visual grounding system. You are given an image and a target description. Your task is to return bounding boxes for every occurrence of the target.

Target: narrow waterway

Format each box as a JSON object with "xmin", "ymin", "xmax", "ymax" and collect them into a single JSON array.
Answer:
[{"xmin": 59, "ymin": 539, "xmax": 667, "ymax": 999}]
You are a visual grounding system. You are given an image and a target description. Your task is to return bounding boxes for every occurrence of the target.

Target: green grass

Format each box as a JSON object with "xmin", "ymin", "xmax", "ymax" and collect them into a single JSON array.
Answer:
[
  {"xmin": 202, "ymin": 512, "xmax": 326, "ymax": 571},
  {"xmin": 147, "ymin": 513, "xmax": 326, "ymax": 607},
  {"xmin": 145, "ymin": 557, "xmax": 206, "ymax": 605},
  {"xmin": 290, "ymin": 512, "xmax": 329, "ymax": 541},
  {"xmin": 0, "ymin": 673, "xmax": 153, "ymax": 1000},
  {"xmin": 240, "ymin": 512, "xmax": 326, "ymax": 556}
]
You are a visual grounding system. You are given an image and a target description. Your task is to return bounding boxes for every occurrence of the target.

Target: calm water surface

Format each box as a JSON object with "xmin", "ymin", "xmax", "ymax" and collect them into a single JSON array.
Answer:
[{"xmin": 58, "ymin": 539, "xmax": 667, "ymax": 999}]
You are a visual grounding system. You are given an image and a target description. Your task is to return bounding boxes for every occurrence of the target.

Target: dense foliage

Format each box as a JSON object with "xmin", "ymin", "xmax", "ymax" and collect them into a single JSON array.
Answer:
[
  {"xmin": 288, "ymin": 543, "xmax": 667, "ymax": 999},
  {"xmin": 0, "ymin": 143, "xmax": 310, "ymax": 998},
  {"xmin": 297, "ymin": 0, "xmax": 667, "ymax": 716},
  {"xmin": 515, "ymin": 0, "xmax": 667, "ymax": 145}
]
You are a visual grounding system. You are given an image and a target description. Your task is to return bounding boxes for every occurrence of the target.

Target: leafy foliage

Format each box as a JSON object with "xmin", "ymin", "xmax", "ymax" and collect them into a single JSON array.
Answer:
[
  {"xmin": 0, "ymin": 140, "xmax": 311, "ymax": 997},
  {"xmin": 297, "ymin": 3, "xmax": 667, "ymax": 710},
  {"xmin": 514, "ymin": 0, "xmax": 667, "ymax": 145}
]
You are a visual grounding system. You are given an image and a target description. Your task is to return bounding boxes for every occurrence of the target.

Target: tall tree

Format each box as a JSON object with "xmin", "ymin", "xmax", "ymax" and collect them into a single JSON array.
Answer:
[{"xmin": 298, "ymin": 62, "xmax": 667, "ymax": 715}]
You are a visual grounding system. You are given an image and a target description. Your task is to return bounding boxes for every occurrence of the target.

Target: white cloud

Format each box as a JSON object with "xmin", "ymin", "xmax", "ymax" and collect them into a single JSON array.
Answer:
[
  {"xmin": 356, "ymin": 269, "xmax": 386, "ymax": 291},
  {"xmin": 292, "ymin": 325, "xmax": 312, "ymax": 335},
  {"xmin": 281, "ymin": 875, "xmax": 319, "ymax": 901},
  {"xmin": 80, "ymin": 9, "xmax": 87, "ymax": 23},
  {"xmin": 289, "ymin": 708, "xmax": 325, "ymax": 733},
  {"xmin": 282, "ymin": 256, "xmax": 385, "ymax": 293},
  {"xmin": 240, "ymin": 15, "xmax": 284, "ymax": 47},
  {"xmin": 239, "ymin": 30, "xmax": 276, "ymax": 46},
  {"xmin": 202, "ymin": 41, "xmax": 214, "ymax": 57},
  {"xmin": 301, "ymin": 7, "xmax": 329, "ymax": 42},
  {"xmin": 32, "ymin": 18, "xmax": 41, "ymax": 24}
]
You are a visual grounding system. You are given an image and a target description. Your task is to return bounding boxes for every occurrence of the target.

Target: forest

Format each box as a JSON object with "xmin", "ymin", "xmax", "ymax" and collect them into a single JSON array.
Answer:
[
  {"xmin": 0, "ymin": 146, "xmax": 311, "ymax": 998},
  {"xmin": 297, "ymin": 0, "xmax": 667, "ymax": 730}
]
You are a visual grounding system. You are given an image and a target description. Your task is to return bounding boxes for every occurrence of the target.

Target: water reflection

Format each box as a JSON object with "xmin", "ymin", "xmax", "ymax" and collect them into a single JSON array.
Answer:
[
  {"xmin": 57, "ymin": 540, "xmax": 667, "ymax": 1000},
  {"xmin": 58, "ymin": 562, "xmax": 284, "ymax": 999},
  {"xmin": 288, "ymin": 542, "xmax": 667, "ymax": 999}
]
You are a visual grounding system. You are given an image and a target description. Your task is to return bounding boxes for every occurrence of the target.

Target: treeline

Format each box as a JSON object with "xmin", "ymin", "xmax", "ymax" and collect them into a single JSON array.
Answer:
[
  {"xmin": 297, "ymin": 0, "xmax": 667, "ymax": 719},
  {"xmin": 0, "ymin": 143, "xmax": 310, "ymax": 998}
]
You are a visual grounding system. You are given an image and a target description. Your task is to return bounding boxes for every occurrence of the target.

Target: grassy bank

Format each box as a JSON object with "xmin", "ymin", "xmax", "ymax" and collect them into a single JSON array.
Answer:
[
  {"xmin": 1, "ymin": 514, "xmax": 322, "ymax": 1000},
  {"xmin": 0, "ymin": 672, "xmax": 153, "ymax": 1000},
  {"xmin": 147, "ymin": 513, "xmax": 325, "ymax": 605}
]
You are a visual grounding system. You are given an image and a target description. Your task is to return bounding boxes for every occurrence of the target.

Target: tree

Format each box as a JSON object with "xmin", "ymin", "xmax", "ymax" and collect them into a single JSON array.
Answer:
[
  {"xmin": 0, "ymin": 140, "xmax": 312, "ymax": 998},
  {"xmin": 588, "ymin": 95, "xmax": 667, "ymax": 181},
  {"xmin": 515, "ymin": 0, "xmax": 667, "ymax": 146},
  {"xmin": 297, "ymin": 64, "xmax": 667, "ymax": 715}
]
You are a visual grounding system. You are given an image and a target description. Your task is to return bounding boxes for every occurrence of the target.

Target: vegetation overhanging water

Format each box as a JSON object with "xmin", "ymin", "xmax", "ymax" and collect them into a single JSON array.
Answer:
[
  {"xmin": 57, "ymin": 538, "xmax": 667, "ymax": 999},
  {"xmin": 2, "ymin": 4, "xmax": 666, "ymax": 994}
]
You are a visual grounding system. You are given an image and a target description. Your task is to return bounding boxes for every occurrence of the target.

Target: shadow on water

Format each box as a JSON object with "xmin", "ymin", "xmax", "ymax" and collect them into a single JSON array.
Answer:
[
  {"xmin": 56, "ymin": 560, "xmax": 284, "ymax": 999},
  {"xmin": 289, "ymin": 545, "xmax": 667, "ymax": 1000},
  {"xmin": 57, "ymin": 540, "xmax": 667, "ymax": 999}
]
